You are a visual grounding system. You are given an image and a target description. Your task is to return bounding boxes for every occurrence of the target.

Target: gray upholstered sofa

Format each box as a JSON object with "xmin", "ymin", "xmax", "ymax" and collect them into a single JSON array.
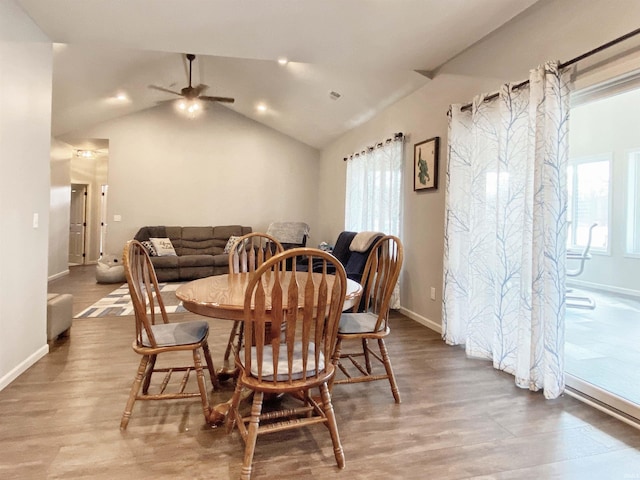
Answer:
[{"xmin": 133, "ymin": 225, "xmax": 252, "ymax": 282}]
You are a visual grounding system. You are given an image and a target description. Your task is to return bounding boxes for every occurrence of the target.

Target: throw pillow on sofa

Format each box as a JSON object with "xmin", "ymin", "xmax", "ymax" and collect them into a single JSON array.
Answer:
[
  {"xmin": 141, "ymin": 240, "xmax": 158, "ymax": 256},
  {"xmin": 224, "ymin": 235, "xmax": 243, "ymax": 254},
  {"xmin": 149, "ymin": 237, "xmax": 177, "ymax": 256}
]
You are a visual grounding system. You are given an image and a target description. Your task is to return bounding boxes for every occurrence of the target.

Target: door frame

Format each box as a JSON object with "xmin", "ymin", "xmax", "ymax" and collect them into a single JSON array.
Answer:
[{"xmin": 69, "ymin": 183, "xmax": 88, "ymax": 265}]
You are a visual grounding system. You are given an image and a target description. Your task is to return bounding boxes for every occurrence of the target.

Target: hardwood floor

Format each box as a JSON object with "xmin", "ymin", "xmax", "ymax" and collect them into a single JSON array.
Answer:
[
  {"xmin": 566, "ymin": 287, "xmax": 640, "ymax": 406},
  {"xmin": 2, "ymin": 266, "xmax": 640, "ymax": 479}
]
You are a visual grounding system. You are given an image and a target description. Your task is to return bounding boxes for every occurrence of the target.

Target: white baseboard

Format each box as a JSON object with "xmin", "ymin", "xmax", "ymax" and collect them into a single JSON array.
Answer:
[
  {"xmin": 0, "ymin": 345, "xmax": 49, "ymax": 392},
  {"xmin": 567, "ymin": 279, "xmax": 640, "ymax": 298},
  {"xmin": 48, "ymin": 269, "xmax": 70, "ymax": 282},
  {"xmin": 399, "ymin": 307, "xmax": 442, "ymax": 334}
]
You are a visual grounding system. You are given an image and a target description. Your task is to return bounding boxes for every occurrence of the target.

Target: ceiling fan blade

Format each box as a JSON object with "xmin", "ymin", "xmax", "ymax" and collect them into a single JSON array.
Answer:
[
  {"xmin": 194, "ymin": 84, "xmax": 209, "ymax": 95},
  {"xmin": 153, "ymin": 54, "xmax": 237, "ymax": 107},
  {"xmin": 148, "ymin": 85, "xmax": 183, "ymax": 96},
  {"xmin": 200, "ymin": 95, "xmax": 235, "ymax": 103}
]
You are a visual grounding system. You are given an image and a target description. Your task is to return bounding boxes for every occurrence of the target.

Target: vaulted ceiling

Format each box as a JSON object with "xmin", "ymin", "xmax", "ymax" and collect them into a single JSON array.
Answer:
[{"xmin": 18, "ymin": 0, "xmax": 540, "ymax": 149}]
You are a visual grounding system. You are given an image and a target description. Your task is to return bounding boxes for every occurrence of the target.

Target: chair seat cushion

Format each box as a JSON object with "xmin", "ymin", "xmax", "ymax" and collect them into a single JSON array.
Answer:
[
  {"xmin": 339, "ymin": 312, "xmax": 384, "ymax": 334},
  {"xmin": 242, "ymin": 341, "xmax": 324, "ymax": 381},
  {"xmin": 141, "ymin": 320, "xmax": 209, "ymax": 347}
]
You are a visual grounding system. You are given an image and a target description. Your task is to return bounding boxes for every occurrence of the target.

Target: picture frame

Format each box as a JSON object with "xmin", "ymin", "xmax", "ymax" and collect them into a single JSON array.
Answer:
[{"xmin": 413, "ymin": 137, "xmax": 439, "ymax": 191}]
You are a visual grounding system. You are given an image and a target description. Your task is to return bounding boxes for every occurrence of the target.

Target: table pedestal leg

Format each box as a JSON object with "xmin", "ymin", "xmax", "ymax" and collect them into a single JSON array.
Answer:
[
  {"xmin": 209, "ymin": 387, "xmax": 253, "ymax": 425},
  {"xmin": 216, "ymin": 364, "xmax": 240, "ymax": 382}
]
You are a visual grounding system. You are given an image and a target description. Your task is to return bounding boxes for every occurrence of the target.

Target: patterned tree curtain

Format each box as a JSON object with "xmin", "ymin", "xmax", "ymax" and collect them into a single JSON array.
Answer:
[
  {"xmin": 345, "ymin": 136, "xmax": 403, "ymax": 308},
  {"xmin": 443, "ymin": 62, "xmax": 572, "ymax": 399}
]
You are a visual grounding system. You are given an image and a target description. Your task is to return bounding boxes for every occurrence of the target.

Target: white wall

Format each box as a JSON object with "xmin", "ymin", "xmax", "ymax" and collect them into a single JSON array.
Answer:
[
  {"xmin": 0, "ymin": 0, "xmax": 52, "ymax": 389},
  {"xmin": 317, "ymin": 0, "xmax": 640, "ymax": 330},
  {"xmin": 59, "ymin": 101, "xmax": 320, "ymax": 257}
]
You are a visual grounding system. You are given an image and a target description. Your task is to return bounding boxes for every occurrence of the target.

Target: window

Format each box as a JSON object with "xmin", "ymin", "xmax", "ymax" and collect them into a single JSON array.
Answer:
[
  {"xmin": 567, "ymin": 154, "xmax": 611, "ymax": 252},
  {"xmin": 627, "ymin": 151, "xmax": 640, "ymax": 256},
  {"xmin": 345, "ymin": 137, "xmax": 403, "ymax": 236}
]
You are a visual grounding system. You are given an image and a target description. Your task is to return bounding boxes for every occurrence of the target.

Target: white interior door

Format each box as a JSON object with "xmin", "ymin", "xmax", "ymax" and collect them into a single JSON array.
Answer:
[{"xmin": 69, "ymin": 184, "xmax": 87, "ymax": 265}]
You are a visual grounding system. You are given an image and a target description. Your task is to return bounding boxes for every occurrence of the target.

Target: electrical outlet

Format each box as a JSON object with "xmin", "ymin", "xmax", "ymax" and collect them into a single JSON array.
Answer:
[{"xmin": 430, "ymin": 287, "xmax": 436, "ymax": 301}]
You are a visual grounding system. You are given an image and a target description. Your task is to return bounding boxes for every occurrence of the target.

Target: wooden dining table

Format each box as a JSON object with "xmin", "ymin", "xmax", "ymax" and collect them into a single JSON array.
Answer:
[
  {"xmin": 175, "ymin": 270, "xmax": 362, "ymax": 424},
  {"xmin": 177, "ymin": 271, "xmax": 362, "ymax": 318}
]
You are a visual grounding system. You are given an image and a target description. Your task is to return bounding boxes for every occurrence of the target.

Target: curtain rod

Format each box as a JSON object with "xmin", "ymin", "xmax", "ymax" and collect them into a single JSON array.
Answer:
[
  {"xmin": 343, "ymin": 132, "xmax": 403, "ymax": 161},
  {"xmin": 459, "ymin": 26, "xmax": 640, "ymax": 112}
]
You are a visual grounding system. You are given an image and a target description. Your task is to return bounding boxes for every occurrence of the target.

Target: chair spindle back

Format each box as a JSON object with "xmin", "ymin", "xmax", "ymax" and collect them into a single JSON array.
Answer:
[{"xmin": 123, "ymin": 240, "xmax": 170, "ymax": 348}]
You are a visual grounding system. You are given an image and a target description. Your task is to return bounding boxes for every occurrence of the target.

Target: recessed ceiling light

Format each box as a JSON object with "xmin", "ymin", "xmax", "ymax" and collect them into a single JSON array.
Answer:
[
  {"xmin": 257, "ymin": 104, "xmax": 267, "ymax": 112},
  {"xmin": 105, "ymin": 92, "xmax": 130, "ymax": 105},
  {"xmin": 277, "ymin": 57, "xmax": 288, "ymax": 66}
]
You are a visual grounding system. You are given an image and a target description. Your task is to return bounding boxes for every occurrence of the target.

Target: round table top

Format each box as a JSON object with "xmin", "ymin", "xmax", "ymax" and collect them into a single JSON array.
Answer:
[{"xmin": 176, "ymin": 271, "xmax": 361, "ymax": 320}]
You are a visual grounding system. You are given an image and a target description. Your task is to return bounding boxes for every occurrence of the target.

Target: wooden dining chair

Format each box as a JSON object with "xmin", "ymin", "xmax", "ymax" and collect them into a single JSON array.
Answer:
[
  {"xmin": 226, "ymin": 248, "xmax": 347, "ymax": 479},
  {"xmin": 223, "ymin": 233, "xmax": 284, "ymax": 371},
  {"xmin": 331, "ymin": 235, "xmax": 404, "ymax": 403},
  {"xmin": 120, "ymin": 240, "xmax": 218, "ymax": 429}
]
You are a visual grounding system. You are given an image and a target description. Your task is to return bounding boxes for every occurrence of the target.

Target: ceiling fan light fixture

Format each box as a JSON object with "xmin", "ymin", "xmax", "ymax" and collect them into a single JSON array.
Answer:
[
  {"xmin": 151, "ymin": 53, "xmax": 235, "ymax": 116},
  {"xmin": 176, "ymin": 98, "xmax": 202, "ymax": 118},
  {"xmin": 76, "ymin": 149, "xmax": 96, "ymax": 159}
]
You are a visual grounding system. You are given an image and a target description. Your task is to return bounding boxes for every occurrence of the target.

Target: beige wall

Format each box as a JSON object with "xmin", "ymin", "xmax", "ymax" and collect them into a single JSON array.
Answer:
[
  {"xmin": 59, "ymin": 101, "xmax": 320, "ymax": 257},
  {"xmin": 0, "ymin": 0, "xmax": 52, "ymax": 389},
  {"xmin": 317, "ymin": 0, "xmax": 640, "ymax": 330}
]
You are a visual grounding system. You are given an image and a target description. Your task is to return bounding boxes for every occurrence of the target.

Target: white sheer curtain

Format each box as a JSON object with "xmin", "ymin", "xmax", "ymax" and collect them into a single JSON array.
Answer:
[
  {"xmin": 345, "ymin": 136, "xmax": 403, "ymax": 307},
  {"xmin": 345, "ymin": 138, "xmax": 403, "ymax": 236},
  {"xmin": 443, "ymin": 62, "xmax": 572, "ymax": 399}
]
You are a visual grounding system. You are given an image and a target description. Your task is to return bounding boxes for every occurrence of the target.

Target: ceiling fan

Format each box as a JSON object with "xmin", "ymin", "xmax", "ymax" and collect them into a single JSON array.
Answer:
[{"xmin": 149, "ymin": 53, "xmax": 235, "ymax": 106}]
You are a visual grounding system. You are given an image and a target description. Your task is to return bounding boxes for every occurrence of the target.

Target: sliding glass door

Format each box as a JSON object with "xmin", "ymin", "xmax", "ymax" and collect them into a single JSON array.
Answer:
[{"xmin": 565, "ymin": 72, "xmax": 640, "ymax": 422}]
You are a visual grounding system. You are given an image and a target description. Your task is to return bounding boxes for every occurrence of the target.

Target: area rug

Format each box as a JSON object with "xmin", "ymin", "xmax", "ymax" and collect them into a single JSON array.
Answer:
[{"xmin": 74, "ymin": 282, "xmax": 187, "ymax": 318}]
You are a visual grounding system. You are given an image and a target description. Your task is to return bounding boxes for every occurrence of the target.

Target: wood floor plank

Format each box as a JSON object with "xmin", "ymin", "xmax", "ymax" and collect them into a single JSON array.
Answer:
[{"xmin": 0, "ymin": 266, "xmax": 638, "ymax": 479}]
